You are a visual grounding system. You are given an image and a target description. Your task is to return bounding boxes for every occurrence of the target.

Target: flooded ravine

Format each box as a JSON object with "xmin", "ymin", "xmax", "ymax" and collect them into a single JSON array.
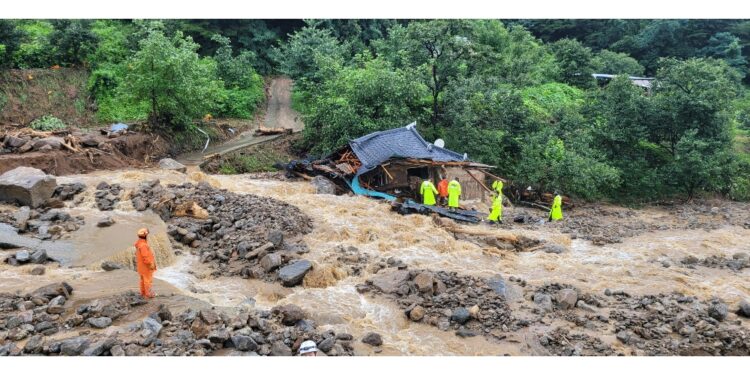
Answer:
[{"xmin": 2, "ymin": 167, "xmax": 748, "ymax": 355}]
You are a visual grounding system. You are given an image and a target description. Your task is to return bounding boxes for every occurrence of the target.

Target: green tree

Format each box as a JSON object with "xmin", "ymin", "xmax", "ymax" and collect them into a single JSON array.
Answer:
[
  {"xmin": 514, "ymin": 116, "xmax": 621, "ymax": 200},
  {"xmin": 650, "ymin": 58, "xmax": 739, "ymax": 155},
  {"xmin": 441, "ymin": 76, "xmax": 531, "ymax": 174},
  {"xmin": 665, "ymin": 130, "xmax": 738, "ymax": 199},
  {"xmin": 550, "ymin": 38, "xmax": 598, "ymax": 89},
  {"xmin": 272, "ymin": 26, "xmax": 346, "ymax": 91},
  {"xmin": 403, "ymin": 20, "xmax": 473, "ymax": 128},
  {"xmin": 211, "ymin": 34, "xmax": 264, "ymax": 119},
  {"xmin": 588, "ymin": 75, "xmax": 659, "ymax": 196},
  {"xmin": 0, "ymin": 20, "xmax": 23, "ymax": 67},
  {"xmin": 469, "ymin": 21, "xmax": 557, "ymax": 86},
  {"xmin": 49, "ymin": 20, "xmax": 97, "ymax": 67},
  {"xmin": 700, "ymin": 32, "xmax": 747, "ymax": 78},
  {"xmin": 122, "ymin": 27, "xmax": 223, "ymax": 129},
  {"xmin": 593, "ymin": 49, "xmax": 645, "ymax": 76},
  {"xmin": 12, "ymin": 20, "xmax": 55, "ymax": 68},
  {"xmin": 302, "ymin": 57, "xmax": 428, "ymax": 155}
]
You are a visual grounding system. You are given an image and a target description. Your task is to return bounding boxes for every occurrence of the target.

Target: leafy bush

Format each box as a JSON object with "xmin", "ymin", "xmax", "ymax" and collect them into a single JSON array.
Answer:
[
  {"xmin": 96, "ymin": 95, "xmax": 149, "ymax": 123},
  {"xmin": 216, "ymin": 86, "xmax": 264, "ymax": 119},
  {"xmin": 30, "ymin": 115, "xmax": 66, "ymax": 131},
  {"xmin": 729, "ymin": 175, "xmax": 750, "ymax": 201}
]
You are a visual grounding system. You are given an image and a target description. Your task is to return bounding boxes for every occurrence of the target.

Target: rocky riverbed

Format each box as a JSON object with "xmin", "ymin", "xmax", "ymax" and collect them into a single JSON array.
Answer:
[{"xmin": 1, "ymin": 167, "xmax": 749, "ymax": 356}]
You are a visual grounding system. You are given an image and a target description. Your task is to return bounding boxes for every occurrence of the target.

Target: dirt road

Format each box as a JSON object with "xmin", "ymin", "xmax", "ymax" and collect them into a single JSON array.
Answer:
[
  {"xmin": 178, "ymin": 77, "xmax": 304, "ymax": 166},
  {"xmin": 264, "ymin": 77, "xmax": 304, "ymax": 132}
]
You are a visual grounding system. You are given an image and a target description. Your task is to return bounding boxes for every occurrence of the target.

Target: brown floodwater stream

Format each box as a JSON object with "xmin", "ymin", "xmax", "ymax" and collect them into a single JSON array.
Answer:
[{"xmin": 1, "ymin": 168, "xmax": 747, "ymax": 355}]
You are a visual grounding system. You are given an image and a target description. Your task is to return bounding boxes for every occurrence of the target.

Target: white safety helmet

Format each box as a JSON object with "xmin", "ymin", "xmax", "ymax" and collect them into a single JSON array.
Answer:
[{"xmin": 298, "ymin": 340, "xmax": 318, "ymax": 355}]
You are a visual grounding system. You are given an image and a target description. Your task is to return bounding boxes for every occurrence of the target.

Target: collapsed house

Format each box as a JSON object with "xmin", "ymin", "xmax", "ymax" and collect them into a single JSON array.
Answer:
[{"xmin": 286, "ymin": 123, "xmax": 501, "ymax": 223}]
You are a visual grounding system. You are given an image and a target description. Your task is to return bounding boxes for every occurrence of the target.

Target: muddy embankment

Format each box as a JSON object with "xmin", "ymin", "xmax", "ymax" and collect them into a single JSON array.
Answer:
[{"xmin": 1, "ymin": 167, "xmax": 749, "ymax": 356}]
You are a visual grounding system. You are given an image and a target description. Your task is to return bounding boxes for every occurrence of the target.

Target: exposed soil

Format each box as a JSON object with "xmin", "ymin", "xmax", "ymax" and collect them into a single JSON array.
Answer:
[{"xmin": 0, "ymin": 131, "xmax": 170, "ymax": 176}]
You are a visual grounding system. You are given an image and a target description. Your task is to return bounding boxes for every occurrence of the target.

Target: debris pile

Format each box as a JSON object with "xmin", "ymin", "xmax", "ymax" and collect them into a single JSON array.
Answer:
[
  {"xmin": 129, "ymin": 180, "xmax": 314, "ymax": 284},
  {"xmin": 0, "ymin": 283, "xmax": 355, "ymax": 356},
  {"xmin": 95, "ymin": 182, "xmax": 122, "ymax": 211},
  {"xmin": 357, "ymin": 268, "xmax": 516, "ymax": 340},
  {"xmin": 680, "ymin": 253, "xmax": 749, "ymax": 272},
  {"xmin": 606, "ymin": 293, "xmax": 750, "ymax": 355},
  {"xmin": 0, "ymin": 206, "xmax": 83, "ymax": 240}
]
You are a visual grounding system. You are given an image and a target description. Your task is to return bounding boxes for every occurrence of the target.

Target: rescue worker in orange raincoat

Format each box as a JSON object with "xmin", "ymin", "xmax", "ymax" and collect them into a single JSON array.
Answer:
[
  {"xmin": 437, "ymin": 176, "xmax": 449, "ymax": 206},
  {"xmin": 135, "ymin": 228, "xmax": 157, "ymax": 298}
]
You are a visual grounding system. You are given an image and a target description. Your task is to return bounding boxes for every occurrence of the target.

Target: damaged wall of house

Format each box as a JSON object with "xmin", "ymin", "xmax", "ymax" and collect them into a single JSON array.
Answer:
[{"xmin": 359, "ymin": 162, "xmax": 491, "ymax": 203}]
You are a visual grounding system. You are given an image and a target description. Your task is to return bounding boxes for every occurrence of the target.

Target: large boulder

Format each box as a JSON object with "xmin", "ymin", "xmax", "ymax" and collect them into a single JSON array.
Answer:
[
  {"xmin": 4, "ymin": 135, "xmax": 28, "ymax": 148},
  {"xmin": 708, "ymin": 302, "xmax": 728, "ymax": 321},
  {"xmin": 273, "ymin": 304, "xmax": 306, "ymax": 326},
  {"xmin": 158, "ymin": 158, "xmax": 187, "ymax": 173},
  {"xmin": 556, "ymin": 289, "xmax": 578, "ymax": 310},
  {"xmin": 361, "ymin": 332, "xmax": 383, "ymax": 346},
  {"xmin": 370, "ymin": 269, "xmax": 410, "ymax": 294},
  {"xmin": 278, "ymin": 260, "xmax": 313, "ymax": 287},
  {"xmin": 738, "ymin": 301, "xmax": 750, "ymax": 318},
  {"xmin": 311, "ymin": 175, "xmax": 336, "ymax": 195},
  {"xmin": 231, "ymin": 335, "xmax": 258, "ymax": 352},
  {"xmin": 32, "ymin": 137, "xmax": 63, "ymax": 151},
  {"xmin": 260, "ymin": 254, "xmax": 283, "ymax": 272},
  {"xmin": 451, "ymin": 307, "xmax": 471, "ymax": 324},
  {"xmin": 487, "ymin": 274, "xmax": 507, "ymax": 297},
  {"xmin": 30, "ymin": 250, "xmax": 47, "ymax": 264},
  {"xmin": 59, "ymin": 337, "xmax": 90, "ymax": 356},
  {"xmin": 31, "ymin": 282, "xmax": 73, "ymax": 299},
  {"xmin": 413, "ymin": 272, "xmax": 434, "ymax": 294},
  {"xmin": 0, "ymin": 167, "xmax": 57, "ymax": 208},
  {"xmin": 87, "ymin": 317, "xmax": 112, "ymax": 329}
]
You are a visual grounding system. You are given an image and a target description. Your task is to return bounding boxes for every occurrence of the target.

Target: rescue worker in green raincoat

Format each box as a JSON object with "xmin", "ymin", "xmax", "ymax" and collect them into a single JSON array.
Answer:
[
  {"xmin": 549, "ymin": 193, "xmax": 563, "ymax": 221},
  {"xmin": 447, "ymin": 178, "xmax": 461, "ymax": 210},
  {"xmin": 420, "ymin": 179, "xmax": 438, "ymax": 206},
  {"xmin": 487, "ymin": 192, "xmax": 503, "ymax": 224}
]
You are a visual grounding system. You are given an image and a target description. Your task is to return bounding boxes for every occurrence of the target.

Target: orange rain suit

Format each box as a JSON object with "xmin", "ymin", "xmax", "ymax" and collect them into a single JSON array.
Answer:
[{"xmin": 135, "ymin": 238, "xmax": 157, "ymax": 298}]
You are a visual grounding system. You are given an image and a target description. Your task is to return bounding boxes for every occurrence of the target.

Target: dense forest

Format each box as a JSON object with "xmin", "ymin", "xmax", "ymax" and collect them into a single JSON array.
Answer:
[{"xmin": 1, "ymin": 19, "xmax": 749, "ymax": 201}]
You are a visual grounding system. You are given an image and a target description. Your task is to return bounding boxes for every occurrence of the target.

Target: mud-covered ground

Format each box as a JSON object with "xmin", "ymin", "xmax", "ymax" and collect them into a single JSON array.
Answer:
[{"xmin": 1, "ymin": 168, "xmax": 749, "ymax": 356}]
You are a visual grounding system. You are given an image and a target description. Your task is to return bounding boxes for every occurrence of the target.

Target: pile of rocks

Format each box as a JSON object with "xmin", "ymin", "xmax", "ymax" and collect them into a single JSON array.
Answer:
[
  {"xmin": 538, "ymin": 327, "xmax": 616, "ymax": 356},
  {"xmin": 357, "ymin": 268, "xmax": 516, "ymax": 339},
  {"xmin": 680, "ymin": 253, "xmax": 749, "ymax": 272},
  {"xmin": 4, "ymin": 249, "xmax": 50, "ymax": 267},
  {"xmin": 606, "ymin": 292, "xmax": 750, "ymax": 355},
  {"xmin": 52, "ymin": 183, "xmax": 86, "ymax": 201},
  {"xmin": 95, "ymin": 182, "xmax": 122, "ymax": 211},
  {"xmin": 530, "ymin": 283, "xmax": 603, "ymax": 316},
  {"xmin": 2, "ymin": 206, "xmax": 84, "ymax": 240},
  {"xmin": 0, "ymin": 282, "xmax": 74, "ymax": 345},
  {"xmin": 1, "ymin": 135, "xmax": 65, "ymax": 154},
  {"xmin": 129, "ymin": 181, "xmax": 314, "ymax": 285},
  {"xmin": 324, "ymin": 245, "xmax": 370, "ymax": 277},
  {"xmin": 1, "ymin": 291, "xmax": 356, "ymax": 356}
]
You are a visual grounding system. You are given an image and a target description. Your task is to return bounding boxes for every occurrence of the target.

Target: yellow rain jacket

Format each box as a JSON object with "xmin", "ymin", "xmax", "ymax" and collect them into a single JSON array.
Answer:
[
  {"xmin": 491, "ymin": 180, "xmax": 503, "ymax": 196},
  {"xmin": 549, "ymin": 195, "xmax": 563, "ymax": 221},
  {"xmin": 447, "ymin": 180, "xmax": 461, "ymax": 208},
  {"xmin": 420, "ymin": 180, "xmax": 438, "ymax": 206},
  {"xmin": 488, "ymin": 193, "xmax": 503, "ymax": 222}
]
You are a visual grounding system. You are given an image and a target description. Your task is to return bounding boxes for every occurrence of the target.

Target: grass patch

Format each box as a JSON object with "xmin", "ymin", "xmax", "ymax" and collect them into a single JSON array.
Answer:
[{"xmin": 216, "ymin": 151, "xmax": 287, "ymax": 174}]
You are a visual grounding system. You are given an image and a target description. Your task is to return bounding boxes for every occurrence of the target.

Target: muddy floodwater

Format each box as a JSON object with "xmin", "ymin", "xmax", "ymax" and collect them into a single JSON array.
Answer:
[{"xmin": 1, "ymin": 167, "xmax": 748, "ymax": 356}]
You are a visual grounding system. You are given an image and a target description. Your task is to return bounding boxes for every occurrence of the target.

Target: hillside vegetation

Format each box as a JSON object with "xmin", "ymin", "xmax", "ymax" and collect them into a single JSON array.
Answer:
[{"xmin": 1, "ymin": 19, "xmax": 749, "ymax": 201}]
